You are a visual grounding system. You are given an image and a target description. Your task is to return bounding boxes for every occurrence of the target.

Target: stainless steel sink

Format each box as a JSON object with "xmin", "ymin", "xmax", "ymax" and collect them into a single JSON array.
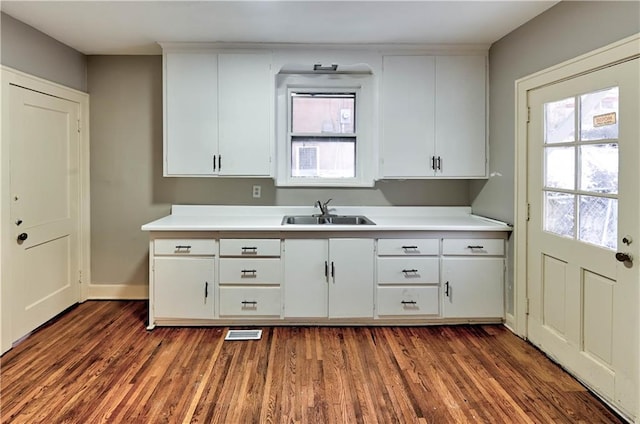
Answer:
[{"xmin": 282, "ymin": 215, "xmax": 375, "ymax": 225}]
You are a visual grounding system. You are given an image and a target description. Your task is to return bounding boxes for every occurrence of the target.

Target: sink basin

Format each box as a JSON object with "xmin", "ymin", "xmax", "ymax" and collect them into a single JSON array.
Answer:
[{"xmin": 282, "ymin": 215, "xmax": 375, "ymax": 225}]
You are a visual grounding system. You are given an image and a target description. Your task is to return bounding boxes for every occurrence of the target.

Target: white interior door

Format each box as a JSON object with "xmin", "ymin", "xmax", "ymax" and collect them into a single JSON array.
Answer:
[
  {"xmin": 527, "ymin": 58, "xmax": 639, "ymax": 419},
  {"xmin": 9, "ymin": 85, "xmax": 80, "ymax": 341}
]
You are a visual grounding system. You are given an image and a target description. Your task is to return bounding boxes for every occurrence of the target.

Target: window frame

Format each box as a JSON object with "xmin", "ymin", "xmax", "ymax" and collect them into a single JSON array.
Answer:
[{"xmin": 275, "ymin": 73, "xmax": 375, "ymax": 187}]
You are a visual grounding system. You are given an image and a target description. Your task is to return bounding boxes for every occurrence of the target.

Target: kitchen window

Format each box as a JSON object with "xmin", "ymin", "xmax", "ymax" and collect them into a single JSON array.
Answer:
[
  {"xmin": 275, "ymin": 73, "xmax": 375, "ymax": 187},
  {"xmin": 290, "ymin": 91, "xmax": 357, "ymax": 179}
]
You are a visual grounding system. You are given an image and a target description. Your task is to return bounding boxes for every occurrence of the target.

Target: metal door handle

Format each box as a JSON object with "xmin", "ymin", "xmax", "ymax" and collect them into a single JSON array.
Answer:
[
  {"xmin": 331, "ymin": 261, "xmax": 335, "ymax": 282},
  {"xmin": 17, "ymin": 233, "xmax": 28, "ymax": 242},
  {"xmin": 445, "ymin": 281, "xmax": 450, "ymax": 297},
  {"xmin": 615, "ymin": 252, "xmax": 632, "ymax": 263}
]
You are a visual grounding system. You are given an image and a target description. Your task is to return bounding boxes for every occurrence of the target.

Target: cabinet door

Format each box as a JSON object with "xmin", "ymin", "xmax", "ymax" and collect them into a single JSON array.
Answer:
[
  {"xmin": 381, "ymin": 55, "xmax": 436, "ymax": 178},
  {"xmin": 329, "ymin": 239, "xmax": 375, "ymax": 318},
  {"xmin": 283, "ymin": 239, "xmax": 328, "ymax": 318},
  {"xmin": 442, "ymin": 257, "xmax": 504, "ymax": 318},
  {"xmin": 164, "ymin": 52, "xmax": 218, "ymax": 175},
  {"xmin": 435, "ymin": 56, "xmax": 487, "ymax": 177},
  {"xmin": 154, "ymin": 257, "xmax": 215, "ymax": 319},
  {"xmin": 218, "ymin": 53, "xmax": 273, "ymax": 176}
]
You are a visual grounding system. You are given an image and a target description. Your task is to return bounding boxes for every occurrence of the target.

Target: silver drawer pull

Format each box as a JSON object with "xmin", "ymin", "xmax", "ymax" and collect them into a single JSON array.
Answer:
[
  {"xmin": 402, "ymin": 269, "xmax": 420, "ymax": 278},
  {"xmin": 467, "ymin": 245, "xmax": 485, "ymax": 249},
  {"xmin": 175, "ymin": 245, "xmax": 191, "ymax": 250},
  {"xmin": 241, "ymin": 269, "xmax": 257, "ymax": 278},
  {"xmin": 402, "ymin": 245, "xmax": 418, "ymax": 250},
  {"xmin": 241, "ymin": 300, "xmax": 258, "ymax": 306},
  {"xmin": 241, "ymin": 246, "xmax": 258, "ymax": 255},
  {"xmin": 401, "ymin": 300, "xmax": 417, "ymax": 305}
]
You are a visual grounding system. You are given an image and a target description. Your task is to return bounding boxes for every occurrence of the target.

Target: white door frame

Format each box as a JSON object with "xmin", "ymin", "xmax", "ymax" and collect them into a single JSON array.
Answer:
[
  {"xmin": 513, "ymin": 33, "xmax": 639, "ymax": 338},
  {"xmin": 0, "ymin": 66, "xmax": 91, "ymax": 354}
]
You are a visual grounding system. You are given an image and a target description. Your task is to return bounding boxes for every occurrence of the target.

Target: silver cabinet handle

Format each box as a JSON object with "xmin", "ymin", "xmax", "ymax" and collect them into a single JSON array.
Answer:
[
  {"xmin": 467, "ymin": 245, "xmax": 484, "ymax": 249},
  {"xmin": 401, "ymin": 300, "xmax": 417, "ymax": 305},
  {"xmin": 241, "ymin": 300, "xmax": 257, "ymax": 306},
  {"xmin": 445, "ymin": 281, "xmax": 450, "ymax": 297},
  {"xmin": 175, "ymin": 245, "xmax": 191, "ymax": 249},
  {"xmin": 241, "ymin": 269, "xmax": 257, "ymax": 278},
  {"xmin": 241, "ymin": 246, "xmax": 258, "ymax": 255}
]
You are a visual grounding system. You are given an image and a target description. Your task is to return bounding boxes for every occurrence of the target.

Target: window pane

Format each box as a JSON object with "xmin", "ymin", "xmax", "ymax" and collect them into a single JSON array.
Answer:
[
  {"xmin": 580, "ymin": 144, "xmax": 618, "ymax": 194},
  {"xmin": 545, "ymin": 146, "xmax": 575, "ymax": 190},
  {"xmin": 579, "ymin": 195, "xmax": 617, "ymax": 250},
  {"xmin": 545, "ymin": 97, "xmax": 575, "ymax": 143},
  {"xmin": 291, "ymin": 137, "xmax": 355, "ymax": 178},
  {"xmin": 291, "ymin": 93, "xmax": 355, "ymax": 134},
  {"xmin": 580, "ymin": 87, "xmax": 618, "ymax": 141},
  {"xmin": 544, "ymin": 191, "xmax": 575, "ymax": 238}
]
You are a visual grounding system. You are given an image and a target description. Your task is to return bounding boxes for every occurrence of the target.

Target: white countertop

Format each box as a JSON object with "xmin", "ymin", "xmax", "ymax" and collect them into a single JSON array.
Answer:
[{"xmin": 141, "ymin": 205, "xmax": 512, "ymax": 232}]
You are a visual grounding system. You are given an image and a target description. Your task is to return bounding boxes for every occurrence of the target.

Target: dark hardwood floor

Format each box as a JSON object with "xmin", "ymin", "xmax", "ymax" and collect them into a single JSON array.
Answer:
[{"xmin": 1, "ymin": 301, "xmax": 624, "ymax": 423}]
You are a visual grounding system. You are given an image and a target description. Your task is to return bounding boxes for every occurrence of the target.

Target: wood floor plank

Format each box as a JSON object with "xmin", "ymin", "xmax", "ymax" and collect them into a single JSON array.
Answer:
[{"xmin": 0, "ymin": 301, "xmax": 627, "ymax": 424}]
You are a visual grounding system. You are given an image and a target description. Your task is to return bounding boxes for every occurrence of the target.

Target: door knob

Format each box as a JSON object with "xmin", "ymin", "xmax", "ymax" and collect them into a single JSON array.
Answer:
[
  {"xmin": 17, "ymin": 233, "xmax": 28, "ymax": 242},
  {"xmin": 615, "ymin": 252, "xmax": 632, "ymax": 263}
]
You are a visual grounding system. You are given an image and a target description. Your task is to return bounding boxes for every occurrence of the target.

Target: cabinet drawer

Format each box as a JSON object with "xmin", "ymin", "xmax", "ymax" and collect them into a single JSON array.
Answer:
[
  {"xmin": 219, "ymin": 239, "xmax": 281, "ymax": 257},
  {"xmin": 219, "ymin": 286, "xmax": 281, "ymax": 317},
  {"xmin": 219, "ymin": 258, "xmax": 281, "ymax": 285},
  {"xmin": 377, "ymin": 257, "xmax": 439, "ymax": 284},
  {"xmin": 377, "ymin": 286, "xmax": 439, "ymax": 316},
  {"xmin": 377, "ymin": 239, "xmax": 439, "ymax": 256},
  {"xmin": 442, "ymin": 239, "xmax": 504, "ymax": 256},
  {"xmin": 154, "ymin": 239, "xmax": 216, "ymax": 256}
]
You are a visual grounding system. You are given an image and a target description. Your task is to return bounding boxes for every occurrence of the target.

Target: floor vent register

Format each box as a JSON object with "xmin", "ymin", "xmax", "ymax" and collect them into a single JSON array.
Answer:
[{"xmin": 224, "ymin": 329, "xmax": 263, "ymax": 341}]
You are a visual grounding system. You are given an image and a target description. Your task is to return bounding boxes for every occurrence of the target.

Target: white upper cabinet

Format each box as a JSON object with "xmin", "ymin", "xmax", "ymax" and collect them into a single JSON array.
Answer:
[
  {"xmin": 163, "ymin": 50, "xmax": 273, "ymax": 177},
  {"xmin": 165, "ymin": 52, "xmax": 218, "ymax": 175},
  {"xmin": 218, "ymin": 53, "xmax": 273, "ymax": 176},
  {"xmin": 380, "ymin": 54, "xmax": 487, "ymax": 178},
  {"xmin": 435, "ymin": 55, "xmax": 487, "ymax": 177},
  {"xmin": 381, "ymin": 55, "xmax": 436, "ymax": 178}
]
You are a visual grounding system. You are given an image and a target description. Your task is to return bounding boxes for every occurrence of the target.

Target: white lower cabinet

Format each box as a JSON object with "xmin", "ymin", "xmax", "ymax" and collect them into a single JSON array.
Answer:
[
  {"xmin": 148, "ymin": 233, "xmax": 507, "ymax": 327},
  {"xmin": 377, "ymin": 286, "xmax": 440, "ymax": 316},
  {"xmin": 218, "ymin": 238, "xmax": 282, "ymax": 318},
  {"xmin": 154, "ymin": 257, "xmax": 215, "ymax": 319},
  {"xmin": 376, "ymin": 238, "xmax": 440, "ymax": 318},
  {"xmin": 284, "ymin": 238, "xmax": 375, "ymax": 319},
  {"xmin": 442, "ymin": 257, "xmax": 504, "ymax": 318},
  {"xmin": 218, "ymin": 286, "xmax": 281, "ymax": 317}
]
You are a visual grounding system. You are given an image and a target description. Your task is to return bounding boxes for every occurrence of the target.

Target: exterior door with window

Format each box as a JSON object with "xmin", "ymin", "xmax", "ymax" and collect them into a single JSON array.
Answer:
[{"xmin": 527, "ymin": 58, "xmax": 639, "ymax": 418}]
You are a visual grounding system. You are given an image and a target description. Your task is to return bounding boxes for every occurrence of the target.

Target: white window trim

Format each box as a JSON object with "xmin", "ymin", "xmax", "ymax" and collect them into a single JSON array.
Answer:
[{"xmin": 275, "ymin": 73, "xmax": 376, "ymax": 187}]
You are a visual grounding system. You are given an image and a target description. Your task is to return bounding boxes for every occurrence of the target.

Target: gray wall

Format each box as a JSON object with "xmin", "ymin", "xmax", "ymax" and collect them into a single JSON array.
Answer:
[
  {"xmin": 472, "ymin": 1, "xmax": 640, "ymax": 223},
  {"xmin": 87, "ymin": 55, "xmax": 470, "ymax": 285},
  {"xmin": 472, "ymin": 1, "xmax": 639, "ymax": 315},
  {"xmin": 0, "ymin": 12, "xmax": 87, "ymax": 92}
]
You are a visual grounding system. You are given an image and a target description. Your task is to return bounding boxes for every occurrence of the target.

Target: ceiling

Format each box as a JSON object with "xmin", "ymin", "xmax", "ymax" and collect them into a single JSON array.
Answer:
[{"xmin": 1, "ymin": 1, "xmax": 560, "ymax": 55}]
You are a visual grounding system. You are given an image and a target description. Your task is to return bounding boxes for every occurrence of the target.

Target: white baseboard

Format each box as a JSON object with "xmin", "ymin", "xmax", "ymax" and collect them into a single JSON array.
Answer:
[{"xmin": 87, "ymin": 283, "xmax": 148, "ymax": 300}]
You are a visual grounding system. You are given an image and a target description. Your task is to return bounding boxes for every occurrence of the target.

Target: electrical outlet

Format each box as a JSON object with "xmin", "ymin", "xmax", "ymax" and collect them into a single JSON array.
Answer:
[{"xmin": 252, "ymin": 185, "xmax": 261, "ymax": 198}]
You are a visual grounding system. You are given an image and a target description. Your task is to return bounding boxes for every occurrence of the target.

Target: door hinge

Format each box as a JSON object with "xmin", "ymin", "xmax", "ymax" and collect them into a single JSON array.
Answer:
[
  {"xmin": 527, "ymin": 107, "xmax": 531, "ymax": 123},
  {"xmin": 526, "ymin": 203, "xmax": 531, "ymax": 221},
  {"xmin": 525, "ymin": 298, "xmax": 530, "ymax": 315},
  {"xmin": 77, "ymin": 119, "xmax": 81, "ymax": 133},
  {"xmin": 78, "ymin": 270, "xmax": 83, "ymax": 284}
]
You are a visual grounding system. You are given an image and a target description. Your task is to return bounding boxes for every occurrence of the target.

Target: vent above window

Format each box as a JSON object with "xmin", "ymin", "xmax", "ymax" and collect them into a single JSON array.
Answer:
[{"xmin": 277, "ymin": 63, "xmax": 373, "ymax": 75}]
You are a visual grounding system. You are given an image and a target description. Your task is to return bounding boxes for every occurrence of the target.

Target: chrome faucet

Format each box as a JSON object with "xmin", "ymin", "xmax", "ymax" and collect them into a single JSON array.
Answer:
[{"xmin": 315, "ymin": 199, "xmax": 333, "ymax": 217}]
